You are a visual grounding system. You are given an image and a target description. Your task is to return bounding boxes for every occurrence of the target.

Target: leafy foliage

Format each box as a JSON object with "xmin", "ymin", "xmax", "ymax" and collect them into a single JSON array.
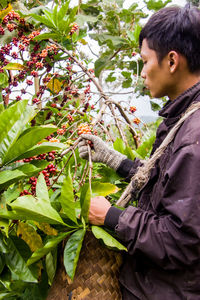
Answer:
[{"xmin": 0, "ymin": 0, "xmax": 166, "ymax": 298}]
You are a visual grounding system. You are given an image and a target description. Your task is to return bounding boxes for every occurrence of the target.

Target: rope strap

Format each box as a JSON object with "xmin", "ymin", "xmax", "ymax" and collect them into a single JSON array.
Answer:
[{"xmin": 116, "ymin": 101, "xmax": 200, "ymax": 207}]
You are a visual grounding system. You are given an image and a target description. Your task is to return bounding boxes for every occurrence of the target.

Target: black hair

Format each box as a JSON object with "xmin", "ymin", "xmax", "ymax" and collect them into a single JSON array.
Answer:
[{"xmin": 139, "ymin": 5, "xmax": 200, "ymax": 73}]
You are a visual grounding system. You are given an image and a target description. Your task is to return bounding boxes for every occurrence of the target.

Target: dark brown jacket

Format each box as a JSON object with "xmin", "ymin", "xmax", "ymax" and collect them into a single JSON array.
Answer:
[{"xmin": 105, "ymin": 81, "xmax": 200, "ymax": 300}]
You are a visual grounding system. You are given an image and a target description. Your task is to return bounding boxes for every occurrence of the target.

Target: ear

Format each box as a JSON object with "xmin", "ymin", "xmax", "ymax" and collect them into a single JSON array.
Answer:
[{"xmin": 167, "ymin": 51, "xmax": 180, "ymax": 73}]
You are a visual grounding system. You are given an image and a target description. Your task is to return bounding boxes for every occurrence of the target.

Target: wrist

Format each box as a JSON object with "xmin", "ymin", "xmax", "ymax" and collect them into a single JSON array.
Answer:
[
  {"xmin": 104, "ymin": 206, "xmax": 123, "ymax": 230},
  {"xmin": 106, "ymin": 151, "xmax": 127, "ymax": 170}
]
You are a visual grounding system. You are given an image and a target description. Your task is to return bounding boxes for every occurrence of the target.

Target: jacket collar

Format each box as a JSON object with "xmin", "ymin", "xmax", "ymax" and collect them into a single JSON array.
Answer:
[{"xmin": 159, "ymin": 81, "xmax": 200, "ymax": 119}]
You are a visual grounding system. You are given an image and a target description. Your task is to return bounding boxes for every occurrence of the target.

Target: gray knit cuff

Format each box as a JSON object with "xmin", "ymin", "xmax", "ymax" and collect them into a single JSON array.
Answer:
[{"xmin": 106, "ymin": 152, "xmax": 127, "ymax": 170}]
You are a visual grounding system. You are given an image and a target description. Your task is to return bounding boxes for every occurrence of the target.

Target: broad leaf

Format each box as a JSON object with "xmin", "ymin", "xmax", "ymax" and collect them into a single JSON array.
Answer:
[
  {"xmin": 0, "ymin": 253, "xmax": 5, "ymax": 274},
  {"xmin": 144, "ymin": 0, "xmax": 172, "ymax": 11},
  {"xmin": 0, "ymin": 218, "xmax": 9, "ymax": 237},
  {"xmin": 90, "ymin": 33, "xmax": 129, "ymax": 49},
  {"xmin": 94, "ymin": 55, "xmax": 113, "ymax": 77},
  {"xmin": 136, "ymin": 131, "xmax": 156, "ymax": 159},
  {"xmin": 45, "ymin": 250, "xmax": 57, "ymax": 285},
  {"xmin": 63, "ymin": 229, "xmax": 86, "ymax": 280},
  {"xmin": 3, "ymin": 125, "xmax": 57, "ymax": 165},
  {"xmin": 27, "ymin": 231, "xmax": 72, "ymax": 266},
  {"xmin": 10, "ymin": 195, "xmax": 66, "ymax": 225},
  {"xmin": 60, "ymin": 170, "xmax": 77, "ymax": 224},
  {"xmin": 113, "ymin": 138, "xmax": 126, "ymax": 154},
  {"xmin": 47, "ymin": 77, "xmax": 63, "ymax": 94},
  {"xmin": 15, "ymin": 142, "xmax": 65, "ymax": 161},
  {"xmin": 0, "ymin": 3, "xmax": 12, "ymax": 19},
  {"xmin": 91, "ymin": 226, "xmax": 127, "ymax": 251},
  {"xmin": 30, "ymin": 13, "xmax": 57, "ymax": 29},
  {"xmin": 17, "ymin": 222, "xmax": 43, "ymax": 252},
  {"xmin": 3, "ymin": 63, "xmax": 25, "ymax": 71},
  {"xmin": 5, "ymin": 237, "xmax": 37, "ymax": 282},
  {"xmin": 0, "ymin": 169, "xmax": 27, "ymax": 191},
  {"xmin": 0, "ymin": 232, "xmax": 8, "ymax": 253},
  {"xmin": 12, "ymin": 161, "xmax": 49, "ymax": 177},
  {"xmin": 0, "ymin": 100, "xmax": 35, "ymax": 166},
  {"xmin": 91, "ymin": 182, "xmax": 119, "ymax": 197},
  {"xmin": 34, "ymin": 32, "xmax": 60, "ymax": 42},
  {"xmin": 80, "ymin": 183, "xmax": 91, "ymax": 224},
  {"xmin": 34, "ymin": 222, "xmax": 58, "ymax": 236},
  {"xmin": 57, "ymin": 1, "xmax": 70, "ymax": 26},
  {"xmin": 36, "ymin": 173, "xmax": 49, "ymax": 202},
  {"xmin": 0, "ymin": 73, "xmax": 8, "ymax": 88}
]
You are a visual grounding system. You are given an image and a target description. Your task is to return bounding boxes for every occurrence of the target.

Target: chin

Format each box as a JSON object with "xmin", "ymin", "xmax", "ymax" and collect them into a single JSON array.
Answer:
[{"xmin": 150, "ymin": 91, "xmax": 164, "ymax": 99}]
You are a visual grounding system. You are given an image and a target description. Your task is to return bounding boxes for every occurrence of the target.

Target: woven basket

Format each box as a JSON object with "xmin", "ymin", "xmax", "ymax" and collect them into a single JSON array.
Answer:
[{"xmin": 46, "ymin": 231, "xmax": 122, "ymax": 300}]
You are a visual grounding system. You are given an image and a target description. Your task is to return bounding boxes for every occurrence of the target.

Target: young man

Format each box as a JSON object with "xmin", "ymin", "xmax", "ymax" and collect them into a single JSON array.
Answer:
[{"xmin": 78, "ymin": 5, "xmax": 200, "ymax": 299}]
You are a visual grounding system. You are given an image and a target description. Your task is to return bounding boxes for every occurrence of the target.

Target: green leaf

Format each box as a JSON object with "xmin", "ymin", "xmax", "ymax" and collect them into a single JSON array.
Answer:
[
  {"xmin": 76, "ymin": 14, "xmax": 97, "ymax": 26},
  {"xmin": 60, "ymin": 170, "xmax": 77, "ymax": 225},
  {"xmin": 121, "ymin": 71, "xmax": 131, "ymax": 79},
  {"xmin": 63, "ymin": 229, "xmax": 86, "ymax": 280},
  {"xmin": 45, "ymin": 249, "xmax": 57, "ymax": 285},
  {"xmin": 80, "ymin": 183, "xmax": 91, "ymax": 224},
  {"xmin": 136, "ymin": 131, "xmax": 156, "ymax": 159},
  {"xmin": 0, "ymin": 232, "xmax": 8, "ymax": 253},
  {"xmin": 52, "ymin": 5, "xmax": 58, "ymax": 27},
  {"xmin": 0, "ymin": 218, "xmax": 9, "ymax": 237},
  {"xmin": 0, "ymin": 169, "xmax": 27, "ymax": 191},
  {"xmin": 150, "ymin": 100, "xmax": 161, "ymax": 111},
  {"xmin": 122, "ymin": 78, "xmax": 132, "ymax": 88},
  {"xmin": 3, "ymin": 125, "xmax": 57, "ymax": 165},
  {"xmin": 113, "ymin": 138, "xmax": 126, "ymax": 154},
  {"xmin": 30, "ymin": 13, "xmax": 57, "ymax": 29},
  {"xmin": 91, "ymin": 182, "xmax": 119, "ymax": 197},
  {"xmin": 57, "ymin": 1, "xmax": 70, "ymax": 30},
  {"xmin": 5, "ymin": 237, "xmax": 37, "ymax": 282},
  {"xmin": 27, "ymin": 231, "xmax": 71, "ymax": 266},
  {"xmin": 34, "ymin": 32, "xmax": 60, "ymax": 42},
  {"xmin": 94, "ymin": 56, "xmax": 112, "ymax": 77},
  {"xmin": 10, "ymin": 195, "xmax": 66, "ymax": 225},
  {"xmin": 91, "ymin": 226, "xmax": 127, "ymax": 251},
  {"xmin": 90, "ymin": 33, "xmax": 129, "ymax": 49},
  {"xmin": 124, "ymin": 145, "xmax": 138, "ymax": 160},
  {"xmin": 133, "ymin": 23, "xmax": 142, "ymax": 43},
  {"xmin": 0, "ymin": 73, "xmax": 8, "ymax": 88},
  {"xmin": 36, "ymin": 173, "xmax": 49, "ymax": 202},
  {"xmin": 0, "ymin": 100, "xmax": 35, "ymax": 166},
  {"xmin": 15, "ymin": 142, "xmax": 65, "ymax": 161},
  {"xmin": 144, "ymin": 0, "xmax": 172, "ymax": 11},
  {"xmin": 0, "ymin": 0, "xmax": 8, "ymax": 10},
  {"xmin": 105, "ymin": 72, "xmax": 116, "ymax": 82},
  {"xmin": 0, "ymin": 253, "xmax": 5, "ymax": 274},
  {"xmin": 97, "ymin": 165, "xmax": 121, "ymax": 184},
  {"xmin": 0, "ymin": 104, "xmax": 4, "ymax": 115},
  {"xmin": 12, "ymin": 161, "xmax": 49, "ymax": 177}
]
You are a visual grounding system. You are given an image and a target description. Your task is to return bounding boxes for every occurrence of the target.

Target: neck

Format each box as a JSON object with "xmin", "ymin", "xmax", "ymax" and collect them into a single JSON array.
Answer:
[{"xmin": 169, "ymin": 74, "xmax": 200, "ymax": 100}]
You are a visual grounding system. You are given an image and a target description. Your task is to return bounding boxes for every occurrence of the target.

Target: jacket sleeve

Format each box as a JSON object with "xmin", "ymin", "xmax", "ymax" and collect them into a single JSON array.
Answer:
[
  {"xmin": 114, "ymin": 142, "xmax": 200, "ymax": 270},
  {"xmin": 116, "ymin": 157, "xmax": 142, "ymax": 181}
]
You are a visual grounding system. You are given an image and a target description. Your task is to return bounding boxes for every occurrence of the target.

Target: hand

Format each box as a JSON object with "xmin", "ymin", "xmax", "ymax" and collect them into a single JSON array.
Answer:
[
  {"xmin": 78, "ymin": 134, "xmax": 126, "ymax": 170},
  {"xmin": 89, "ymin": 196, "xmax": 111, "ymax": 225}
]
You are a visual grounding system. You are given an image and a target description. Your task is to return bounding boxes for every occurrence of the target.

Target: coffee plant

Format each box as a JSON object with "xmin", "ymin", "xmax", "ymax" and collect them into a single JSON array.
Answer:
[{"xmin": 0, "ymin": 0, "xmax": 168, "ymax": 298}]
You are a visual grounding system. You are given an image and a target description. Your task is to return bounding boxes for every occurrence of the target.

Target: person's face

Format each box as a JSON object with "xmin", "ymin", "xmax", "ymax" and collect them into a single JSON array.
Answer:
[{"xmin": 140, "ymin": 39, "xmax": 172, "ymax": 98}]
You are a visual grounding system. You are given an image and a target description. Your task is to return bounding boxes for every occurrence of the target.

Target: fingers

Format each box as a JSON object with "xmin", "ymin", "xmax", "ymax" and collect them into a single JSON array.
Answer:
[
  {"xmin": 78, "ymin": 139, "xmax": 89, "ymax": 159},
  {"xmin": 80, "ymin": 134, "xmax": 100, "ymax": 143}
]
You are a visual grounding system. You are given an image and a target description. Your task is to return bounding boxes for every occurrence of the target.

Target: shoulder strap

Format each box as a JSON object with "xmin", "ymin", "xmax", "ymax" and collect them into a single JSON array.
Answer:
[{"xmin": 117, "ymin": 101, "xmax": 200, "ymax": 207}]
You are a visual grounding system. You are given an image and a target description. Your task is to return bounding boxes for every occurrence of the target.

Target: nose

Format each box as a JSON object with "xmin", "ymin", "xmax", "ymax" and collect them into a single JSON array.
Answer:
[{"xmin": 141, "ymin": 67, "xmax": 146, "ymax": 79}]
